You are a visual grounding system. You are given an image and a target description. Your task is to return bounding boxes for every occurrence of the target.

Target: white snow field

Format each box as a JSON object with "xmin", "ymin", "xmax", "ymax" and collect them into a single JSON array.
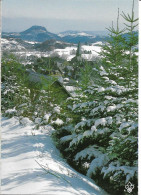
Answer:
[
  {"xmin": 1, "ymin": 38, "xmax": 102, "ymax": 62},
  {"xmin": 1, "ymin": 117, "xmax": 108, "ymax": 195}
]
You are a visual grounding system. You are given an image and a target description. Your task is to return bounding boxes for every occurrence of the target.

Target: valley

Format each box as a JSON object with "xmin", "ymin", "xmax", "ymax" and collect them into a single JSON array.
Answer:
[{"xmin": 2, "ymin": 25, "xmax": 104, "ymax": 64}]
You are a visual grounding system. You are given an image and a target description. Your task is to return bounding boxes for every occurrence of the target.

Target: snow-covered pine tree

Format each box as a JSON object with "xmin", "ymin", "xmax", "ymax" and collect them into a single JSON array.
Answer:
[
  {"xmin": 100, "ymin": 8, "xmax": 125, "ymax": 67},
  {"xmin": 54, "ymin": 3, "xmax": 138, "ymax": 194},
  {"xmin": 2, "ymin": 54, "xmax": 66, "ymax": 128},
  {"xmin": 121, "ymin": 0, "xmax": 138, "ymax": 88},
  {"xmin": 79, "ymin": 61, "xmax": 94, "ymax": 90},
  {"xmin": 1, "ymin": 55, "xmax": 31, "ymax": 118},
  {"xmin": 76, "ymin": 42, "xmax": 81, "ymax": 57}
]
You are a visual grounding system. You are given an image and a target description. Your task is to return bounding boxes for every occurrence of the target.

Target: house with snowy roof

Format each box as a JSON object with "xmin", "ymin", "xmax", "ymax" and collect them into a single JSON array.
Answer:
[{"xmin": 26, "ymin": 69, "xmax": 76, "ymax": 103}]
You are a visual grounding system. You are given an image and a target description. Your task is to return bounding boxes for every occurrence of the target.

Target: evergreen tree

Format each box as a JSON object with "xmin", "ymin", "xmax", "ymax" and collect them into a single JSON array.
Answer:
[
  {"xmin": 100, "ymin": 8, "xmax": 125, "ymax": 67},
  {"xmin": 76, "ymin": 42, "xmax": 81, "ymax": 57},
  {"xmin": 121, "ymin": 0, "xmax": 138, "ymax": 88},
  {"xmin": 79, "ymin": 61, "xmax": 93, "ymax": 89},
  {"xmin": 54, "ymin": 2, "xmax": 138, "ymax": 194},
  {"xmin": 1, "ymin": 55, "xmax": 31, "ymax": 117}
]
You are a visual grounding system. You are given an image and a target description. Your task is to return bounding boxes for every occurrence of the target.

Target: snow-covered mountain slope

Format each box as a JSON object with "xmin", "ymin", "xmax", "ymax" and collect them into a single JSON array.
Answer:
[
  {"xmin": 58, "ymin": 30, "xmax": 107, "ymax": 37},
  {"xmin": 1, "ymin": 117, "xmax": 108, "ymax": 195},
  {"xmin": 57, "ymin": 30, "xmax": 107, "ymax": 43},
  {"xmin": 2, "ymin": 26, "xmax": 107, "ymax": 44},
  {"xmin": 52, "ymin": 42, "xmax": 102, "ymax": 61},
  {"xmin": 1, "ymin": 38, "xmax": 27, "ymax": 51},
  {"xmin": 1, "ymin": 37, "xmax": 102, "ymax": 62},
  {"xmin": 58, "ymin": 31, "xmax": 95, "ymax": 38},
  {"xmin": 1, "ymin": 38, "xmax": 38, "ymax": 52}
]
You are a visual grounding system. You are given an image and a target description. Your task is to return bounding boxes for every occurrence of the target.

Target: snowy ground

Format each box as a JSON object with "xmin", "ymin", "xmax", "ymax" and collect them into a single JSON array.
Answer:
[
  {"xmin": 1, "ymin": 117, "xmax": 108, "ymax": 195},
  {"xmin": 53, "ymin": 43, "xmax": 102, "ymax": 61},
  {"xmin": 2, "ymin": 38, "xmax": 102, "ymax": 62}
]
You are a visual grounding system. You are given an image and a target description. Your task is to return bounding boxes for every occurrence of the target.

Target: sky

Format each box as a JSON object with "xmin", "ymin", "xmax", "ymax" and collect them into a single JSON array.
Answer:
[{"xmin": 2, "ymin": 0, "xmax": 139, "ymax": 33}]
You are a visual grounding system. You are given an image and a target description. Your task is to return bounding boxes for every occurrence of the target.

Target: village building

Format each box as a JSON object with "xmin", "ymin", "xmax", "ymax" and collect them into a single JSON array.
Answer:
[{"xmin": 25, "ymin": 69, "xmax": 77, "ymax": 104}]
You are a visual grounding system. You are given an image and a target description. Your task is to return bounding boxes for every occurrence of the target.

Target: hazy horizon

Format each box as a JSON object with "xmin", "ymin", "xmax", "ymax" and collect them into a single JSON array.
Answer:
[
  {"xmin": 2, "ymin": 0, "xmax": 138, "ymax": 33},
  {"xmin": 2, "ymin": 18, "xmax": 108, "ymax": 33}
]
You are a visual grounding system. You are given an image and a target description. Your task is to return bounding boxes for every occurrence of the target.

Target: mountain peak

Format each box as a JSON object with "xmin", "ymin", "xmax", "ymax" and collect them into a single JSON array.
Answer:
[
  {"xmin": 21, "ymin": 26, "xmax": 48, "ymax": 34},
  {"xmin": 29, "ymin": 25, "xmax": 47, "ymax": 31}
]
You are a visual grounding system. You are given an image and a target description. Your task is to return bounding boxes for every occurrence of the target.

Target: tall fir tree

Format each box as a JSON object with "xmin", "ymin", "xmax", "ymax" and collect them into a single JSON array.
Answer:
[{"xmin": 54, "ymin": 2, "xmax": 138, "ymax": 194}]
